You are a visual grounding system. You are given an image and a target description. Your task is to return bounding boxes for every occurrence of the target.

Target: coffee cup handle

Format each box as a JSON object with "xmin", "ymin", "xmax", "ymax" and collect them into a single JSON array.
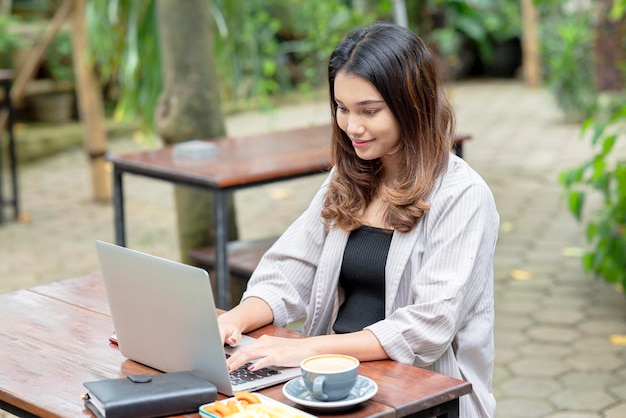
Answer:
[{"xmin": 312, "ymin": 376, "xmax": 329, "ymax": 401}]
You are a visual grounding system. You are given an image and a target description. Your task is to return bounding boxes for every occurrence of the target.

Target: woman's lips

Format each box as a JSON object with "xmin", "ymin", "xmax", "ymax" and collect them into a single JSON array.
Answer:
[{"xmin": 352, "ymin": 138, "xmax": 373, "ymax": 149}]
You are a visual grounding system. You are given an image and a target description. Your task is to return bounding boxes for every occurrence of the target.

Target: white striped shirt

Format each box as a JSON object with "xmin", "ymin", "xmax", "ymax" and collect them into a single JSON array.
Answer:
[{"xmin": 243, "ymin": 154, "xmax": 499, "ymax": 417}]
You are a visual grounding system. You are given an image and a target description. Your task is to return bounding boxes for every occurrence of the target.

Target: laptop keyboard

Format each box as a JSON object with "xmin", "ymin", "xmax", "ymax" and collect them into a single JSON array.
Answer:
[{"xmin": 229, "ymin": 361, "xmax": 282, "ymax": 385}]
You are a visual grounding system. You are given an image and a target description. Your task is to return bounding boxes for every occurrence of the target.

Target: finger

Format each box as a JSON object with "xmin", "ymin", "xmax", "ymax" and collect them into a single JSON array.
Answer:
[
  {"xmin": 227, "ymin": 353, "xmax": 250, "ymax": 373},
  {"xmin": 225, "ymin": 332, "xmax": 239, "ymax": 347},
  {"xmin": 247, "ymin": 357, "xmax": 272, "ymax": 371},
  {"xmin": 226, "ymin": 347, "xmax": 250, "ymax": 372}
]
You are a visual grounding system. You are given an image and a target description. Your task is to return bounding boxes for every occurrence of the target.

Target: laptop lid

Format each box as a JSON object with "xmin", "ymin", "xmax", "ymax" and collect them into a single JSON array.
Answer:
[{"xmin": 95, "ymin": 240, "xmax": 300, "ymax": 396}]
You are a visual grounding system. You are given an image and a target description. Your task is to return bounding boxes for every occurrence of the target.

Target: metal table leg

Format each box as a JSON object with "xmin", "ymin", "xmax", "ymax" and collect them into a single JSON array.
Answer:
[
  {"xmin": 406, "ymin": 398, "xmax": 460, "ymax": 417},
  {"xmin": 6, "ymin": 81, "xmax": 18, "ymax": 220},
  {"xmin": 0, "ymin": 74, "xmax": 19, "ymax": 224},
  {"xmin": 113, "ymin": 167, "xmax": 126, "ymax": 246},
  {"xmin": 0, "ymin": 106, "xmax": 4, "ymax": 225},
  {"xmin": 214, "ymin": 190, "xmax": 231, "ymax": 309}
]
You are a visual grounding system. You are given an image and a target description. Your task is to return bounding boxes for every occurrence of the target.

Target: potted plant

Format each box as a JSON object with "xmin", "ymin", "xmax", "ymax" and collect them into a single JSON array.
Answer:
[{"xmin": 27, "ymin": 31, "xmax": 75, "ymax": 122}]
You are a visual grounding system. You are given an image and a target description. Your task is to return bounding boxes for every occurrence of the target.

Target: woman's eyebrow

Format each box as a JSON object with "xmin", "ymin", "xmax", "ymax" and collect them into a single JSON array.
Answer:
[
  {"xmin": 334, "ymin": 98, "xmax": 385, "ymax": 106},
  {"xmin": 357, "ymin": 99, "xmax": 385, "ymax": 106}
]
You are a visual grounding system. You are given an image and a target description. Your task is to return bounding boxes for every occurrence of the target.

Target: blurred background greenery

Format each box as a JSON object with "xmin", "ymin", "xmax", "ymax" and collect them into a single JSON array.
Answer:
[
  {"xmin": 2, "ymin": 0, "xmax": 625, "ymax": 287},
  {"xmin": 2, "ymin": 0, "xmax": 530, "ymax": 128}
]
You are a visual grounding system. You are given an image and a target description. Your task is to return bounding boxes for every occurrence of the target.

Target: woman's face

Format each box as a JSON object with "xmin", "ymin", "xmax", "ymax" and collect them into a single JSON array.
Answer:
[{"xmin": 334, "ymin": 71, "xmax": 402, "ymax": 170}]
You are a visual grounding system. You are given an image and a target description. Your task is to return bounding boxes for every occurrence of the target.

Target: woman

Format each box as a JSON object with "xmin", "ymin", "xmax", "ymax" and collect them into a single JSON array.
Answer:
[{"xmin": 219, "ymin": 22, "xmax": 498, "ymax": 416}]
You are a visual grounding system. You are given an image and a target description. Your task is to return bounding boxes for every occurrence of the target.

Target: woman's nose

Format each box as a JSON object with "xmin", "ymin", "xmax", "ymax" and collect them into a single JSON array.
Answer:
[{"xmin": 346, "ymin": 115, "xmax": 365, "ymax": 137}]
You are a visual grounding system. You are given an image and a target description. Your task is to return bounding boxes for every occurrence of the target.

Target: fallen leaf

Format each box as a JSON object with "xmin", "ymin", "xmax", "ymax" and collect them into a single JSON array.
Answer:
[
  {"xmin": 510, "ymin": 269, "xmax": 533, "ymax": 280},
  {"xmin": 610, "ymin": 335, "xmax": 626, "ymax": 345},
  {"xmin": 500, "ymin": 221, "xmax": 514, "ymax": 233},
  {"xmin": 561, "ymin": 247, "xmax": 585, "ymax": 257},
  {"xmin": 269, "ymin": 188, "xmax": 293, "ymax": 200}
]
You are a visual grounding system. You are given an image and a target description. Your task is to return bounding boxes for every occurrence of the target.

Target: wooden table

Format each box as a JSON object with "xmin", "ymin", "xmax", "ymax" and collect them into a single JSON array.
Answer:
[
  {"xmin": 108, "ymin": 125, "xmax": 471, "ymax": 310},
  {"xmin": 0, "ymin": 275, "xmax": 472, "ymax": 418},
  {"xmin": 108, "ymin": 124, "xmax": 333, "ymax": 309}
]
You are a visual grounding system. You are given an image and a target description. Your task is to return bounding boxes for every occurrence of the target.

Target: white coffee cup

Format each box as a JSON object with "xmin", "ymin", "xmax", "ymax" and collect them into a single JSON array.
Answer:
[{"xmin": 300, "ymin": 354, "xmax": 359, "ymax": 401}]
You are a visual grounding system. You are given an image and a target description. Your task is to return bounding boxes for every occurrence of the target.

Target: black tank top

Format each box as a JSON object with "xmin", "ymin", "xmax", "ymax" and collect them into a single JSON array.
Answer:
[{"xmin": 332, "ymin": 225, "xmax": 393, "ymax": 334}]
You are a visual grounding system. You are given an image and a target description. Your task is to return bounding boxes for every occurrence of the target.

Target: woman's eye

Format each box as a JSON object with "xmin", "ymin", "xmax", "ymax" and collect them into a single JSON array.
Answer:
[
  {"xmin": 364, "ymin": 109, "xmax": 377, "ymax": 115},
  {"xmin": 336, "ymin": 105, "xmax": 347, "ymax": 112}
]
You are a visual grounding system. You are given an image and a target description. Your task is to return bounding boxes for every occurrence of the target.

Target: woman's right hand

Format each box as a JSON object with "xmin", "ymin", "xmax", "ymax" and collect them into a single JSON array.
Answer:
[
  {"xmin": 217, "ymin": 296, "xmax": 274, "ymax": 347},
  {"xmin": 218, "ymin": 310, "xmax": 244, "ymax": 347}
]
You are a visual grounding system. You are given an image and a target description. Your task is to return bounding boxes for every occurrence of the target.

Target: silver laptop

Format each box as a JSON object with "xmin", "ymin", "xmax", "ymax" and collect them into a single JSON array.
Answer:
[{"xmin": 95, "ymin": 240, "xmax": 301, "ymax": 396}]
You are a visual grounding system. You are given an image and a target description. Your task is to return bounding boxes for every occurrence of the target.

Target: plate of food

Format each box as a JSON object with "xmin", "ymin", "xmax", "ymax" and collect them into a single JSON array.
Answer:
[{"xmin": 199, "ymin": 391, "xmax": 315, "ymax": 418}]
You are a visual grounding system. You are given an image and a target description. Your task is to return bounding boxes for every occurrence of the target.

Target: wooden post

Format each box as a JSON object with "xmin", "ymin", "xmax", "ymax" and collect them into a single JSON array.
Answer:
[
  {"xmin": 11, "ymin": 0, "xmax": 73, "ymax": 107},
  {"xmin": 71, "ymin": 0, "xmax": 111, "ymax": 201},
  {"xmin": 521, "ymin": 0, "xmax": 541, "ymax": 87}
]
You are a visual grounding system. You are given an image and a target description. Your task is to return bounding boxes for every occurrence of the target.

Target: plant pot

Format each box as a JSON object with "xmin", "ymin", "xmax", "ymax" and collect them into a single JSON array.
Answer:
[{"xmin": 27, "ymin": 90, "xmax": 74, "ymax": 123}]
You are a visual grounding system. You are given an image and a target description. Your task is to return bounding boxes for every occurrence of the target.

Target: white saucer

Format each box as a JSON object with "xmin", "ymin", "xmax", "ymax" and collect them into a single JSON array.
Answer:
[{"xmin": 282, "ymin": 375, "xmax": 378, "ymax": 411}]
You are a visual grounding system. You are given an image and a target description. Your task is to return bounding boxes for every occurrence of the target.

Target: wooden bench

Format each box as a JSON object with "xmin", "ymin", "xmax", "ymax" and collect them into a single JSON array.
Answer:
[
  {"xmin": 189, "ymin": 133, "xmax": 472, "ymax": 281},
  {"xmin": 189, "ymin": 238, "xmax": 276, "ymax": 280}
]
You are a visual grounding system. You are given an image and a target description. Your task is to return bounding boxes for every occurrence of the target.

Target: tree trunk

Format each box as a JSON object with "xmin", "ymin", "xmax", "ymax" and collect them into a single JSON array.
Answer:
[
  {"xmin": 155, "ymin": 0, "xmax": 238, "ymax": 264},
  {"xmin": 521, "ymin": 0, "xmax": 541, "ymax": 88},
  {"xmin": 71, "ymin": 0, "xmax": 110, "ymax": 202},
  {"xmin": 593, "ymin": 0, "xmax": 625, "ymax": 91}
]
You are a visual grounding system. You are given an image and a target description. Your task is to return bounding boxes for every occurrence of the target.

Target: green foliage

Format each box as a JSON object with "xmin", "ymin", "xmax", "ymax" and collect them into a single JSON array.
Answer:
[
  {"xmin": 404, "ymin": 0, "xmax": 521, "ymax": 63},
  {"xmin": 536, "ymin": 2, "xmax": 597, "ymax": 121},
  {"xmin": 552, "ymin": 0, "xmax": 626, "ymax": 289},
  {"xmin": 43, "ymin": 31, "xmax": 74, "ymax": 82},
  {"xmin": 559, "ymin": 105, "xmax": 626, "ymax": 288},
  {"xmin": 85, "ymin": 0, "xmax": 372, "ymax": 129},
  {"xmin": 87, "ymin": 0, "xmax": 161, "ymax": 132},
  {"xmin": 211, "ymin": 0, "xmax": 374, "ymax": 108},
  {"xmin": 0, "ymin": 15, "xmax": 25, "ymax": 68},
  {"xmin": 611, "ymin": 0, "xmax": 626, "ymax": 19}
]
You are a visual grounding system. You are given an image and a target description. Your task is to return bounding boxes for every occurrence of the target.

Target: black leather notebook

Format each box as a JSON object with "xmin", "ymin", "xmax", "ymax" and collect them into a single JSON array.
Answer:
[{"xmin": 83, "ymin": 371, "xmax": 217, "ymax": 418}]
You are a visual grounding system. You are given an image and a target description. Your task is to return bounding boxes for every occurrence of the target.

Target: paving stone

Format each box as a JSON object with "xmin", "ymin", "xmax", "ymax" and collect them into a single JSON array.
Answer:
[
  {"xmin": 559, "ymin": 371, "xmax": 621, "ymax": 388},
  {"xmin": 527, "ymin": 325, "xmax": 580, "ymax": 343},
  {"xmin": 531, "ymin": 309, "xmax": 584, "ymax": 325},
  {"xmin": 495, "ymin": 312, "xmax": 535, "ymax": 330},
  {"xmin": 577, "ymin": 320, "xmax": 626, "ymax": 337},
  {"xmin": 604, "ymin": 402, "xmax": 626, "ymax": 418},
  {"xmin": 518, "ymin": 342, "xmax": 574, "ymax": 359},
  {"xmin": 545, "ymin": 412, "xmax": 600, "ymax": 418},
  {"xmin": 564, "ymin": 353, "xmax": 623, "ymax": 373},
  {"xmin": 549, "ymin": 388, "xmax": 616, "ymax": 412},
  {"xmin": 496, "ymin": 299, "xmax": 542, "ymax": 315},
  {"xmin": 508, "ymin": 358, "xmax": 570, "ymax": 377},
  {"xmin": 499, "ymin": 376, "xmax": 562, "ymax": 397},
  {"xmin": 495, "ymin": 347, "xmax": 518, "ymax": 364},
  {"xmin": 493, "ymin": 364, "xmax": 512, "ymax": 386},
  {"xmin": 544, "ymin": 295, "xmax": 589, "ymax": 309},
  {"xmin": 608, "ymin": 384, "xmax": 626, "ymax": 401},
  {"xmin": 495, "ymin": 397, "xmax": 555, "ymax": 417},
  {"xmin": 571, "ymin": 337, "xmax": 623, "ymax": 353},
  {"xmin": 495, "ymin": 330, "xmax": 529, "ymax": 348}
]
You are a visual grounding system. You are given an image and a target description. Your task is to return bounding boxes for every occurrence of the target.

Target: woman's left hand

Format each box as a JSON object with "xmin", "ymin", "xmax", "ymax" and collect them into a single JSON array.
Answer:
[{"xmin": 225, "ymin": 334, "xmax": 316, "ymax": 372}]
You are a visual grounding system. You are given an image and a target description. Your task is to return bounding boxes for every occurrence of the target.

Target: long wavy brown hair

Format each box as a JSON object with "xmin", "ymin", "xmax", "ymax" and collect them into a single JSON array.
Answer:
[{"xmin": 321, "ymin": 22, "xmax": 455, "ymax": 233}]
